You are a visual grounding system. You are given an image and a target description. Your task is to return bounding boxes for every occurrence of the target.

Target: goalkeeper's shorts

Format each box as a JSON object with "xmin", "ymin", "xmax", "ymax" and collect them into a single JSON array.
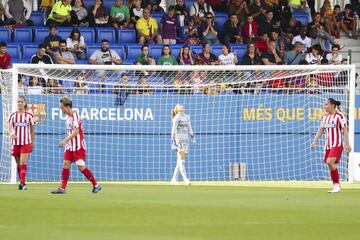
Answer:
[{"xmin": 177, "ymin": 142, "xmax": 189, "ymax": 154}]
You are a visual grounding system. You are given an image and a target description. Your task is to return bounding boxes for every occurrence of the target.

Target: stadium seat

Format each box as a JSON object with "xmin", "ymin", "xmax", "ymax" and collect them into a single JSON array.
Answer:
[
  {"xmin": 184, "ymin": 0, "xmax": 193, "ymax": 9},
  {"xmin": 34, "ymin": 28, "xmax": 49, "ymax": 43},
  {"xmin": 80, "ymin": 28, "xmax": 96, "ymax": 44},
  {"xmin": 102, "ymin": 0, "xmax": 114, "ymax": 10},
  {"xmin": 113, "ymin": 45, "xmax": 126, "ymax": 60},
  {"xmin": 149, "ymin": 44, "xmax": 163, "ymax": 60},
  {"xmin": 126, "ymin": 44, "xmax": 142, "ymax": 61},
  {"xmin": 97, "ymin": 28, "xmax": 116, "ymax": 43},
  {"xmin": 151, "ymin": 13, "xmax": 164, "ymax": 26},
  {"xmin": 56, "ymin": 28, "xmax": 73, "ymax": 40},
  {"xmin": 23, "ymin": 45, "xmax": 39, "ymax": 62},
  {"xmin": 231, "ymin": 45, "xmax": 247, "ymax": 61},
  {"xmin": 6, "ymin": 45, "xmax": 21, "ymax": 62},
  {"xmin": 211, "ymin": 45, "xmax": 223, "ymax": 57},
  {"xmin": 170, "ymin": 45, "xmax": 182, "ymax": 58},
  {"xmin": 14, "ymin": 29, "xmax": 33, "ymax": 43},
  {"xmin": 293, "ymin": 12, "xmax": 309, "ymax": 25},
  {"xmin": 215, "ymin": 13, "xmax": 228, "ymax": 30},
  {"xmin": 190, "ymin": 45, "xmax": 202, "ymax": 54},
  {"xmin": 30, "ymin": 11, "xmax": 44, "ymax": 26},
  {"xmin": 86, "ymin": 45, "xmax": 99, "ymax": 59},
  {"xmin": 118, "ymin": 29, "xmax": 136, "ymax": 44},
  {"xmin": 0, "ymin": 29, "xmax": 11, "ymax": 42}
]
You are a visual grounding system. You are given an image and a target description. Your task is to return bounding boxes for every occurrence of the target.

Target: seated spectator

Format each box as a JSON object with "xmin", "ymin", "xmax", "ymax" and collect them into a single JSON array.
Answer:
[
  {"xmin": 218, "ymin": 44, "xmax": 238, "ymax": 65},
  {"xmin": 0, "ymin": 4, "xmax": 7, "ymax": 27},
  {"xmin": 274, "ymin": 0, "xmax": 292, "ymax": 25},
  {"xmin": 157, "ymin": 45, "xmax": 178, "ymax": 65},
  {"xmin": 88, "ymin": 0, "xmax": 109, "ymax": 27},
  {"xmin": 177, "ymin": 45, "xmax": 195, "ymax": 65},
  {"xmin": 44, "ymin": 25, "xmax": 63, "ymax": 57},
  {"xmin": 291, "ymin": 27, "xmax": 311, "ymax": 53},
  {"xmin": 283, "ymin": 41, "xmax": 305, "ymax": 64},
  {"xmin": 181, "ymin": 17, "xmax": 200, "ymax": 44},
  {"xmin": 320, "ymin": 0, "xmax": 333, "ymax": 34},
  {"xmin": 137, "ymin": 76, "xmax": 154, "ymax": 95},
  {"xmin": 199, "ymin": 12, "xmax": 220, "ymax": 44},
  {"xmin": 73, "ymin": 76, "xmax": 89, "ymax": 95},
  {"xmin": 255, "ymin": 33, "xmax": 269, "ymax": 52},
  {"xmin": 89, "ymin": 39, "xmax": 122, "ymax": 65},
  {"xmin": 70, "ymin": 0, "xmax": 89, "ymax": 27},
  {"xmin": 282, "ymin": 17, "xmax": 302, "ymax": 46},
  {"xmin": 221, "ymin": 13, "xmax": 242, "ymax": 45},
  {"xmin": 253, "ymin": 3, "xmax": 267, "ymax": 23},
  {"xmin": 229, "ymin": 0, "xmax": 249, "ymax": 23},
  {"xmin": 114, "ymin": 72, "xmax": 131, "ymax": 105},
  {"xmin": 46, "ymin": 79, "xmax": 65, "ymax": 94},
  {"xmin": 189, "ymin": 0, "xmax": 214, "ymax": 24},
  {"xmin": 136, "ymin": 8, "xmax": 162, "ymax": 44},
  {"xmin": 195, "ymin": 43, "xmax": 219, "ymax": 65},
  {"xmin": 0, "ymin": 42, "xmax": 11, "ymax": 69},
  {"xmin": 258, "ymin": 10, "xmax": 275, "ymax": 36},
  {"xmin": 4, "ymin": 0, "xmax": 33, "ymax": 26},
  {"xmin": 161, "ymin": 6, "xmax": 178, "ymax": 44},
  {"xmin": 136, "ymin": 45, "xmax": 155, "ymax": 65},
  {"xmin": 270, "ymin": 29, "xmax": 286, "ymax": 57},
  {"xmin": 130, "ymin": 0, "xmax": 143, "ymax": 27},
  {"xmin": 46, "ymin": 0, "xmax": 72, "ymax": 26},
  {"xmin": 326, "ymin": 44, "xmax": 343, "ymax": 64},
  {"xmin": 305, "ymin": 44, "xmax": 323, "ymax": 64},
  {"xmin": 261, "ymin": 40, "xmax": 282, "ymax": 65},
  {"xmin": 30, "ymin": 44, "xmax": 54, "ymax": 64},
  {"xmin": 174, "ymin": 0, "xmax": 189, "ymax": 26},
  {"xmin": 110, "ymin": 0, "xmax": 130, "ymax": 29},
  {"xmin": 142, "ymin": 0, "xmax": 163, "ymax": 13},
  {"xmin": 66, "ymin": 28, "xmax": 86, "ymax": 60},
  {"xmin": 288, "ymin": 0, "xmax": 311, "ymax": 20},
  {"xmin": 248, "ymin": 0, "xmax": 266, "ymax": 18},
  {"xmin": 332, "ymin": 5, "xmax": 342, "ymax": 38},
  {"xmin": 243, "ymin": 14, "xmax": 257, "ymax": 43},
  {"xmin": 54, "ymin": 40, "xmax": 75, "ymax": 64},
  {"xmin": 241, "ymin": 43, "xmax": 262, "ymax": 65},
  {"xmin": 27, "ymin": 76, "xmax": 44, "ymax": 95},
  {"xmin": 340, "ymin": 4, "xmax": 358, "ymax": 39},
  {"xmin": 18, "ymin": 74, "xmax": 26, "ymax": 94}
]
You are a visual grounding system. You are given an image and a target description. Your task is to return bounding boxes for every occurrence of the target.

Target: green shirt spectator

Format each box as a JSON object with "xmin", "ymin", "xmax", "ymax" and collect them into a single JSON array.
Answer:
[
  {"xmin": 110, "ymin": 0, "xmax": 130, "ymax": 28},
  {"xmin": 157, "ymin": 55, "xmax": 178, "ymax": 65}
]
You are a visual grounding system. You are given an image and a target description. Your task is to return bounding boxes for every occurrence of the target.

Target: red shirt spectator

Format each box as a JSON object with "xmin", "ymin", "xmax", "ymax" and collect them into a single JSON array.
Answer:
[
  {"xmin": 0, "ymin": 42, "xmax": 11, "ymax": 69},
  {"xmin": 243, "ymin": 14, "xmax": 257, "ymax": 41}
]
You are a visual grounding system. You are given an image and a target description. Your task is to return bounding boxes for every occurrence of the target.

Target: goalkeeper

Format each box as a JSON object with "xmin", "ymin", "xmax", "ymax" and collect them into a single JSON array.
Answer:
[{"xmin": 171, "ymin": 104, "xmax": 195, "ymax": 185}]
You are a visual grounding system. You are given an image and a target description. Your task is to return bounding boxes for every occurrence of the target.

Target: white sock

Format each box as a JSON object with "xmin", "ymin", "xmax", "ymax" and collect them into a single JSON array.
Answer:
[
  {"xmin": 178, "ymin": 159, "xmax": 188, "ymax": 181},
  {"xmin": 171, "ymin": 160, "xmax": 179, "ymax": 181}
]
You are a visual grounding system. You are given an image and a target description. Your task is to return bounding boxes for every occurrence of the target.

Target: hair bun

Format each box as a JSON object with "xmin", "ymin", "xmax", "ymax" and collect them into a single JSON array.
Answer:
[{"xmin": 336, "ymin": 100, "xmax": 341, "ymax": 106}]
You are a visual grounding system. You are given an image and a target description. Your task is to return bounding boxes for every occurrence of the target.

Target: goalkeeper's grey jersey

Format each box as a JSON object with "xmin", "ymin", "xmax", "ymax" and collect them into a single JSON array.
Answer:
[{"xmin": 172, "ymin": 113, "xmax": 193, "ymax": 141}]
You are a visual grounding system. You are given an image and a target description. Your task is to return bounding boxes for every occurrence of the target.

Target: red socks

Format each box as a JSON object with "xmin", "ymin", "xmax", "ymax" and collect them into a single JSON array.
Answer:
[
  {"xmin": 60, "ymin": 168, "xmax": 70, "ymax": 189},
  {"xmin": 82, "ymin": 168, "xmax": 97, "ymax": 187},
  {"xmin": 20, "ymin": 164, "xmax": 27, "ymax": 184},
  {"xmin": 17, "ymin": 165, "xmax": 21, "ymax": 179},
  {"xmin": 330, "ymin": 169, "xmax": 340, "ymax": 184}
]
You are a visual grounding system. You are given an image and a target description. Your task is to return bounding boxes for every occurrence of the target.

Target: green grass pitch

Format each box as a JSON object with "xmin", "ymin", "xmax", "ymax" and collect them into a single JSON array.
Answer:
[{"xmin": 1, "ymin": 182, "xmax": 360, "ymax": 240}]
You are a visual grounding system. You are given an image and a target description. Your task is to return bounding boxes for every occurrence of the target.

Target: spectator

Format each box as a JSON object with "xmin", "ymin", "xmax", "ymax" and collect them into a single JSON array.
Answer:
[
  {"xmin": 221, "ymin": 13, "xmax": 242, "ymax": 45},
  {"xmin": 114, "ymin": 72, "xmax": 131, "ymax": 105},
  {"xmin": 88, "ymin": 0, "xmax": 109, "ymax": 27},
  {"xmin": 320, "ymin": 0, "xmax": 333, "ymax": 34},
  {"xmin": 248, "ymin": 0, "xmax": 266, "ymax": 18},
  {"xmin": 46, "ymin": 79, "xmax": 65, "ymax": 94},
  {"xmin": 89, "ymin": 39, "xmax": 122, "ymax": 65},
  {"xmin": 189, "ymin": 0, "xmax": 214, "ymax": 24},
  {"xmin": 305, "ymin": 44, "xmax": 323, "ymax": 65},
  {"xmin": 27, "ymin": 76, "xmax": 44, "ymax": 95},
  {"xmin": 174, "ymin": 0, "xmax": 189, "ymax": 25},
  {"xmin": 181, "ymin": 17, "xmax": 200, "ymax": 44},
  {"xmin": 30, "ymin": 44, "xmax": 54, "ymax": 64},
  {"xmin": 288, "ymin": 0, "xmax": 311, "ymax": 20},
  {"xmin": 332, "ymin": 5, "xmax": 342, "ymax": 38},
  {"xmin": 110, "ymin": 0, "xmax": 130, "ymax": 29},
  {"xmin": 241, "ymin": 43, "xmax": 262, "ymax": 65},
  {"xmin": 291, "ymin": 27, "xmax": 311, "ymax": 53},
  {"xmin": 261, "ymin": 40, "xmax": 282, "ymax": 65},
  {"xmin": 340, "ymin": 4, "xmax": 358, "ymax": 39},
  {"xmin": 207, "ymin": 0, "xmax": 227, "ymax": 12},
  {"xmin": 0, "ymin": 42, "xmax": 11, "ymax": 69},
  {"xmin": 270, "ymin": 29, "xmax": 285, "ymax": 57},
  {"xmin": 18, "ymin": 74, "xmax": 26, "ymax": 94},
  {"xmin": 274, "ymin": 0, "xmax": 292, "ymax": 25},
  {"xmin": 70, "ymin": 0, "xmax": 89, "ymax": 27},
  {"xmin": 137, "ymin": 76, "xmax": 154, "ymax": 95},
  {"xmin": 283, "ymin": 41, "xmax": 305, "ymax": 65},
  {"xmin": 136, "ymin": 45, "xmax": 155, "ymax": 65},
  {"xmin": 326, "ymin": 44, "xmax": 343, "ymax": 64},
  {"xmin": 258, "ymin": 10, "xmax": 275, "ymax": 36},
  {"xmin": 195, "ymin": 43, "xmax": 219, "ymax": 65},
  {"xmin": 157, "ymin": 45, "xmax": 178, "ymax": 65},
  {"xmin": 282, "ymin": 17, "xmax": 302, "ymax": 46},
  {"xmin": 142, "ymin": 0, "xmax": 163, "ymax": 13},
  {"xmin": 54, "ymin": 40, "xmax": 76, "ymax": 64},
  {"xmin": 0, "ymin": 4, "xmax": 7, "ymax": 27},
  {"xmin": 46, "ymin": 0, "xmax": 72, "ymax": 26},
  {"xmin": 4, "ymin": 0, "xmax": 33, "ymax": 26},
  {"xmin": 218, "ymin": 44, "xmax": 238, "ymax": 65},
  {"xmin": 130, "ymin": 0, "xmax": 143, "ymax": 26},
  {"xmin": 44, "ymin": 25, "xmax": 63, "ymax": 57},
  {"xmin": 73, "ymin": 76, "xmax": 89, "ymax": 94},
  {"xmin": 66, "ymin": 28, "xmax": 86, "ymax": 60},
  {"xmin": 243, "ymin": 14, "xmax": 257, "ymax": 43},
  {"xmin": 199, "ymin": 12, "xmax": 220, "ymax": 44},
  {"xmin": 177, "ymin": 45, "xmax": 195, "ymax": 65},
  {"xmin": 255, "ymin": 32, "xmax": 269, "ymax": 52},
  {"xmin": 161, "ymin": 6, "xmax": 178, "ymax": 44},
  {"xmin": 136, "ymin": 8, "xmax": 162, "ymax": 44},
  {"xmin": 229, "ymin": 0, "xmax": 249, "ymax": 23}
]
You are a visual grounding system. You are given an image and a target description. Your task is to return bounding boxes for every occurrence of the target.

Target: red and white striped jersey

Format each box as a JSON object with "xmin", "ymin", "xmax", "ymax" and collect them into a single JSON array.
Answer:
[
  {"xmin": 320, "ymin": 112, "xmax": 347, "ymax": 150},
  {"xmin": 8, "ymin": 111, "xmax": 35, "ymax": 146},
  {"xmin": 65, "ymin": 111, "xmax": 86, "ymax": 151}
]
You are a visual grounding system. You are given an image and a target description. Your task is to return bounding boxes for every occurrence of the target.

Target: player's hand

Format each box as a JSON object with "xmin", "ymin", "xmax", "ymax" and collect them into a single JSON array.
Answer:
[
  {"xmin": 190, "ymin": 135, "xmax": 196, "ymax": 144},
  {"xmin": 171, "ymin": 140, "xmax": 178, "ymax": 152},
  {"xmin": 310, "ymin": 141, "xmax": 316, "ymax": 149},
  {"xmin": 345, "ymin": 145, "xmax": 352, "ymax": 152},
  {"xmin": 59, "ymin": 139, "xmax": 67, "ymax": 148},
  {"xmin": 11, "ymin": 134, "xmax": 17, "ymax": 141}
]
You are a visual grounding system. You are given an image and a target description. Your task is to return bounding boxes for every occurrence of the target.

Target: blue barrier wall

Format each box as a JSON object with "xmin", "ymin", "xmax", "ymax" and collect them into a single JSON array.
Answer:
[{"xmin": 1, "ymin": 94, "xmax": 359, "ymax": 181}]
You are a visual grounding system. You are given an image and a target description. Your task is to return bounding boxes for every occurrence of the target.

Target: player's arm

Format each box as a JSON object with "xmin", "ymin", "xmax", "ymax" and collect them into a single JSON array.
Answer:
[
  {"xmin": 59, "ymin": 128, "xmax": 80, "ymax": 148},
  {"xmin": 310, "ymin": 127, "xmax": 324, "ymax": 149},
  {"xmin": 7, "ymin": 117, "xmax": 16, "ymax": 140},
  {"xmin": 343, "ymin": 124, "xmax": 352, "ymax": 152},
  {"xmin": 171, "ymin": 117, "xmax": 178, "ymax": 141},
  {"xmin": 30, "ymin": 124, "xmax": 35, "ymax": 151},
  {"xmin": 189, "ymin": 117, "xmax": 196, "ymax": 144}
]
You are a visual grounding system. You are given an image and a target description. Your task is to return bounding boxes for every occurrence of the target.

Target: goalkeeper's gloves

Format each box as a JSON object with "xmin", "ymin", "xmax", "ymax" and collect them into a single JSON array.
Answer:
[
  {"xmin": 171, "ymin": 140, "xmax": 179, "ymax": 152},
  {"xmin": 190, "ymin": 135, "xmax": 196, "ymax": 144}
]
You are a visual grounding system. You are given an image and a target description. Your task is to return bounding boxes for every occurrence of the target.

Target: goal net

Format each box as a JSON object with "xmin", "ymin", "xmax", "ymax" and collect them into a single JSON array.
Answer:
[{"xmin": 0, "ymin": 64, "xmax": 356, "ymax": 183}]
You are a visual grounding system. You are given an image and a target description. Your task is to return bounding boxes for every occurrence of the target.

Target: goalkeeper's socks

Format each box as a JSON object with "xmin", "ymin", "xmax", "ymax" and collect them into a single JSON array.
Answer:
[
  {"xmin": 20, "ymin": 164, "xmax": 27, "ymax": 184},
  {"xmin": 82, "ymin": 168, "xmax": 97, "ymax": 187},
  {"xmin": 61, "ymin": 168, "xmax": 70, "ymax": 189},
  {"xmin": 330, "ymin": 169, "xmax": 340, "ymax": 184}
]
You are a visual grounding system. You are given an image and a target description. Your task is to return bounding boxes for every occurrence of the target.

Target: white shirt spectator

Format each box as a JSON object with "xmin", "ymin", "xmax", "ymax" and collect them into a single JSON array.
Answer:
[
  {"xmin": 89, "ymin": 49, "xmax": 121, "ymax": 65},
  {"xmin": 292, "ymin": 35, "xmax": 311, "ymax": 53},
  {"xmin": 218, "ymin": 53, "xmax": 236, "ymax": 65},
  {"xmin": 305, "ymin": 52, "xmax": 323, "ymax": 65},
  {"xmin": 66, "ymin": 36, "xmax": 86, "ymax": 53},
  {"xmin": 326, "ymin": 53, "xmax": 343, "ymax": 64},
  {"xmin": 189, "ymin": 1, "xmax": 214, "ymax": 18},
  {"xmin": 27, "ymin": 86, "xmax": 44, "ymax": 94}
]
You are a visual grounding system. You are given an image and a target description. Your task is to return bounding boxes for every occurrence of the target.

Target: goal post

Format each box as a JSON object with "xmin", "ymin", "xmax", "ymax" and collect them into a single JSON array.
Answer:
[{"xmin": 0, "ymin": 64, "xmax": 356, "ymax": 183}]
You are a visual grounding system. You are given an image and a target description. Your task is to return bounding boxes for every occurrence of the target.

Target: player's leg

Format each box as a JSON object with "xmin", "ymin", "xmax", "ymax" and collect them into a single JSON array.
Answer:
[
  {"xmin": 19, "ymin": 152, "xmax": 30, "ymax": 189},
  {"xmin": 171, "ymin": 159, "xmax": 180, "ymax": 184},
  {"xmin": 51, "ymin": 158, "xmax": 72, "ymax": 194},
  {"xmin": 177, "ymin": 151, "xmax": 190, "ymax": 185},
  {"xmin": 326, "ymin": 157, "xmax": 340, "ymax": 193},
  {"xmin": 14, "ymin": 156, "xmax": 20, "ymax": 180},
  {"xmin": 76, "ymin": 160, "xmax": 101, "ymax": 193}
]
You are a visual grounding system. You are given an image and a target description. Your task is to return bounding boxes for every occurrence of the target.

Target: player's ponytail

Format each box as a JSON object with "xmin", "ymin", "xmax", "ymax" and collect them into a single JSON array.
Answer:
[
  {"xmin": 328, "ymin": 98, "xmax": 342, "ymax": 112},
  {"xmin": 172, "ymin": 104, "xmax": 182, "ymax": 120}
]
